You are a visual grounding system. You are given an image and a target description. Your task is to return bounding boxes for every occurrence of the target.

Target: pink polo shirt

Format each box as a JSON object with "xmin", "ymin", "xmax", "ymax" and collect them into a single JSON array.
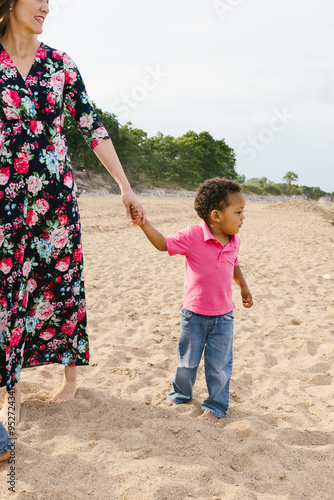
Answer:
[{"xmin": 165, "ymin": 220, "xmax": 240, "ymax": 316}]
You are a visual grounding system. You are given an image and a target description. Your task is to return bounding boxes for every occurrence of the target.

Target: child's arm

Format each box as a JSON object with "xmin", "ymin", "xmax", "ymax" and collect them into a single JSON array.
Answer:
[
  {"xmin": 233, "ymin": 265, "xmax": 253, "ymax": 308},
  {"xmin": 130, "ymin": 206, "xmax": 167, "ymax": 251}
]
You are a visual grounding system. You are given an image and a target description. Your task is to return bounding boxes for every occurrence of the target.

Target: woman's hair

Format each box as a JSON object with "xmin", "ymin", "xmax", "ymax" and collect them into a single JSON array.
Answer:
[
  {"xmin": 194, "ymin": 177, "xmax": 242, "ymax": 222},
  {"xmin": 0, "ymin": 0, "xmax": 18, "ymax": 38}
]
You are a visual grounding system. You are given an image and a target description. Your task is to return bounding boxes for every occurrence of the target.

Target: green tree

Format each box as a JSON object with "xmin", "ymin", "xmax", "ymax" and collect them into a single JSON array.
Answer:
[
  {"xmin": 195, "ymin": 131, "xmax": 237, "ymax": 180},
  {"xmin": 236, "ymin": 174, "xmax": 246, "ymax": 184},
  {"xmin": 299, "ymin": 185, "xmax": 327, "ymax": 200},
  {"xmin": 143, "ymin": 133, "xmax": 178, "ymax": 183},
  {"xmin": 169, "ymin": 132, "xmax": 203, "ymax": 186},
  {"xmin": 258, "ymin": 177, "xmax": 272, "ymax": 189},
  {"xmin": 283, "ymin": 171, "xmax": 299, "ymax": 194},
  {"xmin": 116, "ymin": 123, "xmax": 148, "ymax": 181},
  {"xmin": 165, "ymin": 130, "xmax": 237, "ymax": 187},
  {"xmin": 64, "ymin": 102, "xmax": 238, "ymax": 189},
  {"xmin": 263, "ymin": 184, "xmax": 282, "ymax": 195}
]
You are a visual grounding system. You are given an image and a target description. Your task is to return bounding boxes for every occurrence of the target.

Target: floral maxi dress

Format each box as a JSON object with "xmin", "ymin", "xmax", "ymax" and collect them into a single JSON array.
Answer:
[{"xmin": 0, "ymin": 43, "xmax": 109, "ymax": 390}]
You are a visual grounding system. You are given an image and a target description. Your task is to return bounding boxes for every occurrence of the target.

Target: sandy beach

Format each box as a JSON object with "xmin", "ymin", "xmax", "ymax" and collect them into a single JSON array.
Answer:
[{"xmin": 1, "ymin": 195, "xmax": 333, "ymax": 499}]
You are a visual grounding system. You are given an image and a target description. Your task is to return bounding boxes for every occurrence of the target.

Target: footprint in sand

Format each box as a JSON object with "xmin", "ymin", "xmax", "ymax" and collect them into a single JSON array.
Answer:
[
  {"xmin": 310, "ymin": 374, "xmax": 332, "ymax": 386},
  {"xmin": 306, "ymin": 341, "xmax": 320, "ymax": 356},
  {"xmin": 264, "ymin": 353, "xmax": 278, "ymax": 368},
  {"xmin": 309, "ymin": 362, "xmax": 331, "ymax": 373},
  {"xmin": 276, "ymin": 428, "xmax": 333, "ymax": 447}
]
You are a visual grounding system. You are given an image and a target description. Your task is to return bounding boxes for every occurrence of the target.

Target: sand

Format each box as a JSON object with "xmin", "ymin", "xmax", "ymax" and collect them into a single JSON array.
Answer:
[{"xmin": 1, "ymin": 195, "xmax": 333, "ymax": 499}]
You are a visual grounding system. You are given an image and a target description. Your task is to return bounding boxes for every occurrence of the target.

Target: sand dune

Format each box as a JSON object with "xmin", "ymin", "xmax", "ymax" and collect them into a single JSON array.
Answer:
[{"xmin": 1, "ymin": 195, "xmax": 333, "ymax": 499}]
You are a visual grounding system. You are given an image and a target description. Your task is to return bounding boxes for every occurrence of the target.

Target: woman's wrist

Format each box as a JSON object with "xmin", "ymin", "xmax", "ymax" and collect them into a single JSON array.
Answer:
[{"xmin": 119, "ymin": 181, "xmax": 132, "ymax": 195}]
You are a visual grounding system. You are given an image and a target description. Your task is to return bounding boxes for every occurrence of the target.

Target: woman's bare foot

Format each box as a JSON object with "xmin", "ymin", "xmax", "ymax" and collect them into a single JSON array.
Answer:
[
  {"xmin": 0, "ymin": 451, "xmax": 11, "ymax": 462},
  {"xmin": 49, "ymin": 366, "xmax": 77, "ymax": 404},
  {"xmin": 0, "ymin": 384, "xmax": 21, "ymax": 428},
  {"xmin": 197, "ymin": 412, "xmax": 220, "ymax": 424}
]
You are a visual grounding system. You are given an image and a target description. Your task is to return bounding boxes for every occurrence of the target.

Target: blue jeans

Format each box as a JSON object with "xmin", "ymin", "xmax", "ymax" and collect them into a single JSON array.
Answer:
[
  {"xmin": 0, "ymin": 422, "xmax": 11, "ymax": 455},
  {"xmin": 168, "ymin": 308, "xmax": 234, "ymax": 418}
]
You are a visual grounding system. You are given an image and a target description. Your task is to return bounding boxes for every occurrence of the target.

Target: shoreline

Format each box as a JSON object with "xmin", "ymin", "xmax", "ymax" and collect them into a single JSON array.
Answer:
[
  {"xmin": 76, "ymin": 188, "xmax": 334, "ymax": 225},
  {"xmin": 73, "ymin": 169, "xmax": 334, "ymax": 203}
]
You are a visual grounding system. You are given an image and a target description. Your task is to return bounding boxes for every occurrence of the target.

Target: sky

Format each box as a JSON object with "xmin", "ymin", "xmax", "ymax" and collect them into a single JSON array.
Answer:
[{"xmin": 43, "ymin": 0, "xmax": 334, "ymax": 192}]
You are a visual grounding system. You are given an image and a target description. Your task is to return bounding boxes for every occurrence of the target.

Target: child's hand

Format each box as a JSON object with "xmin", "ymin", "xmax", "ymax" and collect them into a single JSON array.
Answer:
[
  {"xmin": 130, "ymin": 205, "xmax": 144, "ymax": 226},
  {"xmin": 241, "ymin": 287, "xmax": 253, "ymax": 308}
]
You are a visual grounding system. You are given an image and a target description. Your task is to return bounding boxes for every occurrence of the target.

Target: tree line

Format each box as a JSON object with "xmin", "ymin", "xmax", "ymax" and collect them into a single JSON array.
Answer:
[
  {"xmin": 64, "ymin": 105, "xmax": 332, "ymax": 199},
  {"xmin": 64, "ymin": 104, "xmax": 237, "ymax": 189},
  {"xmin": 241, "ymin": 172, "xmax": 332, "ymax": 200}
]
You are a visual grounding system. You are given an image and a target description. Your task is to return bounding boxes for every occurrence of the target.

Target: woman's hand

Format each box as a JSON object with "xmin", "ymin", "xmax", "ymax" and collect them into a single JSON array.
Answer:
[{"xmin": 121, "ymin": 189, "xmax": 146, "ymax": 225}]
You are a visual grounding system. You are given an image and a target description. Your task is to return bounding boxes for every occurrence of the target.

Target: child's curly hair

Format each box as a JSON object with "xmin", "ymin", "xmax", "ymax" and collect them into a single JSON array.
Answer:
[{"xmin": 194, "ymin": 177, "xmax": 242, "ymax": 223}]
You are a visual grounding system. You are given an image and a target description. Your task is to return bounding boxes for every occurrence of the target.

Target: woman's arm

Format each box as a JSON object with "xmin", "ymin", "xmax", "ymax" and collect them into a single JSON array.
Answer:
[
  {"xmin": 62, "ymin": 53, "xmax": 144, "ymax": 223},
  {"xmin": 93, "ymin": 139, "xmax": 144, "ymax": 222}
]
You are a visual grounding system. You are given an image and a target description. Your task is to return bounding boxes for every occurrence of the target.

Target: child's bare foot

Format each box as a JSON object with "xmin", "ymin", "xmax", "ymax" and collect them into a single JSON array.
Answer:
[
  {"xmin": 0, "ymin": 384, "xmax": 21, "ymax": 428},
  {"xmin": 49, "ymin": 366, "xmax": 77, "ymax": 403},
  {"xmin": 165, "ymin": 399, "xmax": 178, "ymax": 407},
  {"xmin": 197, "ymin": 412, "xmax": 220, "ymax": 424},
  {"xmin": 0, "ymin": 450, "xmax": 10, "ymax": 462}
]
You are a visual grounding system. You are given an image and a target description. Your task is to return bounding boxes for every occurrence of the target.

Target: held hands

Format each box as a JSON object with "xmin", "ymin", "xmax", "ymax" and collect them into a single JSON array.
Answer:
[
  {"xmin": 121, "ymin": 190, "xmax": 146, "ymax": 225},
  {"xmin": 241, "ymin": 286, "xmax": 253, "ymax": 308},
  {"xmin": 129, "ymin": 205, "xmax": 144, "ymax": 225}
]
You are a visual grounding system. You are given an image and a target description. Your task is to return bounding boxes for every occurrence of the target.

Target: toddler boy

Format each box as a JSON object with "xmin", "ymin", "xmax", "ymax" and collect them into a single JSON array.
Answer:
[{"xmin": 131, "ymin": 178, "xmax": 253, "ymax": 422}]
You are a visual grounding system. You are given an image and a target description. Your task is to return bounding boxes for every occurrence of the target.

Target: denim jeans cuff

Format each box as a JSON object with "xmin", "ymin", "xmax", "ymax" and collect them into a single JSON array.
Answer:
[
  {"xmin": 167, "ymin": 395, "xmax": 190, "ymax": 404},
  {"xmin": 0, "ymin": 441, "xmax": 12, "ymax": 455},
  {"xmin": 202, "ymin": 408, "xmax": 226, "ymax": 419}
]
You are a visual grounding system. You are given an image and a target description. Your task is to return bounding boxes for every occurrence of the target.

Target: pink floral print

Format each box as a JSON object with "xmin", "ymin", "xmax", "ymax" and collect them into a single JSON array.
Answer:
[{"xmin": 0, "ymin": 43, "xmax": 109, "ymax": 390}]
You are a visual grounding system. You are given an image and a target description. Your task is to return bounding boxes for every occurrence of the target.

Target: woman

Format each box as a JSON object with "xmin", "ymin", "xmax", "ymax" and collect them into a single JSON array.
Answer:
[{"xmin": 0, "ymin": 0, "xmax": 144, "ymax": 426}]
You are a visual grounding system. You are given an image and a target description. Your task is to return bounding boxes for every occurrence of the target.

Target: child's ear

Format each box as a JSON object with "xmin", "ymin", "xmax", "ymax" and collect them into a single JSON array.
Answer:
[{"xmin": 210, "ymin": 209, "xmax": 222, "ymax": 222}]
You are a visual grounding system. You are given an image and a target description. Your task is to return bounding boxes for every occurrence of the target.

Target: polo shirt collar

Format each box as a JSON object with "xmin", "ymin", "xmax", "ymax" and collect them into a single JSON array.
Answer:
[
  {"xmin": 200, "ymin": 220, "xmax": 238, "ymax": 248},
  {"xmin": 201, "ymin": 220, "xmax": 216, "ymax": 241}
]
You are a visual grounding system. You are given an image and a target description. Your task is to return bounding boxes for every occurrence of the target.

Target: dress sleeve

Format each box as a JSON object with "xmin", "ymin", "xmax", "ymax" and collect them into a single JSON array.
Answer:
[{"xmin": 62, "ymin": 52, "xmax": 110, "ymax": 149}]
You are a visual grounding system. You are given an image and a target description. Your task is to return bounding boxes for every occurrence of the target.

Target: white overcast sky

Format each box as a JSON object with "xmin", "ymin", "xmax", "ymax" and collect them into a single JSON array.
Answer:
[{"xmin": 43, "ymin": 0, "xmax": 334, "ymax": 192}]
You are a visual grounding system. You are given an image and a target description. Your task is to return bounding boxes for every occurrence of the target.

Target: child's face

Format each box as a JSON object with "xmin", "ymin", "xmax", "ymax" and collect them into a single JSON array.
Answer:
[{"xmin": 213, "ymin": 191, "xmax": 246, "ymax": 235}]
